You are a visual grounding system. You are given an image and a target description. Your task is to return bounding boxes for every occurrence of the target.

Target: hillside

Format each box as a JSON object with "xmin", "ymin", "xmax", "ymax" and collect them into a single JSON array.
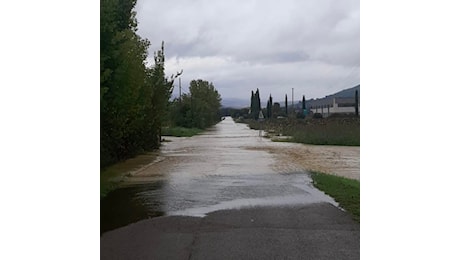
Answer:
[
  {"xmin": 325, "ymin": 84, "xmax": 360, "ymax": 99},
  {"xmin": 297, "ymin": 84, "xmax": 360, "ymax": 109},
  {"xmin": 221, "ymin": 98, "xmax": 248, "ymax": 108}
]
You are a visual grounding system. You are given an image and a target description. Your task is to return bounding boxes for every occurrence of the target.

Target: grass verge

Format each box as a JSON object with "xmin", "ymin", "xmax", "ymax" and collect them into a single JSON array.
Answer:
[
  {"xmin": 162, "ymin": 127, "xmax": 203, "ymax": 137},
  {"xmin": 242, "ymin": 117, "xmax": 359, "ymax": 146},
  {"xmin": 100, "ymin": 152, "xmax": 158, "ymax": 198},
  {"xmin": 290, "ymin": 125, "xmax": 359, "ymax": 146},
  {"xmin": 310, "ymin": 171, "xmax": 360, "ymax": 222}
]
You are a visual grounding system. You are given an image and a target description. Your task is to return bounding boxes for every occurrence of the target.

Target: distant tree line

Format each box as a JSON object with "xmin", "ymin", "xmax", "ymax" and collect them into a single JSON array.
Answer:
[
  {"xmin": 239, "ymin": 89, "xmax": 359, "ymax": 120},
  {"xmin": 100, "ymin": 0, "xmax": 221, "ymax": 167},
  {"xmin": 241, "ymin": 91, "xmax": 309, "ymax": 120}
]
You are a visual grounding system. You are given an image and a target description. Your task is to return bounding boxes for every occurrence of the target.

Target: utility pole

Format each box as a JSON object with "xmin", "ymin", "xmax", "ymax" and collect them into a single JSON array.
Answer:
[{"xmin": 291, "ymin": 88, "xmax": 294, "ymax": 115}]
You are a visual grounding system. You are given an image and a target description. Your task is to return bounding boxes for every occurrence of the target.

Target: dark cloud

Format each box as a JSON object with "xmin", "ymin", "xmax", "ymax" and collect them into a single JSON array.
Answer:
[{"xmin": 135, "ymin": 0, "xmax": 359, "ymax": 103}]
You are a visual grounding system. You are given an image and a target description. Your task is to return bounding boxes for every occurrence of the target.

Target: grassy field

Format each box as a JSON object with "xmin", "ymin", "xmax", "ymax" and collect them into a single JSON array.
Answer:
[
  {"xmin": 310, "ymin": 171, "xmax": 360, "ymax": 222},
  {"xmin": 288, "ymin": 118, "xmax": 359, "ymax": 146},
  {"xmin": 243, "ymin": 117, "xmax": 359, "ymax": 146},
  {"xmin": 162, "ymin": 126, "xmax": 203, "ymax": 137}
]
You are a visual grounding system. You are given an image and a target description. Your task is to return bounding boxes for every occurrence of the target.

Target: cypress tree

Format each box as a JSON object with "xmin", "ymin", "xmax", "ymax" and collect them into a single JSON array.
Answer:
[
  {"xmin": 266, "ymin": 100, "xmax": 270, "ymax": 119},
  {"xmin": 250, "ymin": 90, "xmax": 254, "ymax": 118},
  {"xmin": 285, "ymin": 94, "xmax": 288, "ymax": 115},
  {"xmin": 269, "ymin": 94, "xmax": 273, "ymax": 119},
  {"xmin": 254, "ymin": 89, "xmax": 261, "ymax": 120}
]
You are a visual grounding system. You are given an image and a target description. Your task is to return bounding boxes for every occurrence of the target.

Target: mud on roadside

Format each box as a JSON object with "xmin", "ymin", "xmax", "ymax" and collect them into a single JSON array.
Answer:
[{"xmin": 246, "ymin": 142, "xmax": 360, "ymax": 180}]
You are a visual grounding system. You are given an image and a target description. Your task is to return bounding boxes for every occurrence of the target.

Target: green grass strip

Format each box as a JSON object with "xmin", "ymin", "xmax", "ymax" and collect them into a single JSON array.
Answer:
[
  {"xmin": 310, "ymin": 172, "xmax": 360, "ymax": 222},
  {"xmin": 162, "ymin": 127, "xmax": 203, "ymax": 137}
]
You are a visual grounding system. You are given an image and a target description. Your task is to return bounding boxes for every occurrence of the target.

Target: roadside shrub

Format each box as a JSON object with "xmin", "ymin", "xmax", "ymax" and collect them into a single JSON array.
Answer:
[{"xmin": 312, "ymin": 113, "xmax": 323, "ymax": 119}]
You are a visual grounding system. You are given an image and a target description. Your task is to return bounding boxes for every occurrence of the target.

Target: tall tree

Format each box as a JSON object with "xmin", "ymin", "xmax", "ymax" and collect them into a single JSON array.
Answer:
[
  {"xmin": 250, "ymin": 89, "xmax": 261, "ymax": 120},
  {"xmin": 268, "ymin": 94, "xmax": 273, "ymax": 119},
  {"xmin": 100, "ymin": 0, "xmax": 181, "ymax": 167},
  {"xmin": 184, "ymin": 79, "xmax": 222, "ymax": 129},
  {"xmin": 302, "ymin": 95, "xmax": 306, "ymax": 110},
  {"xmin": 299, "ymin": 95, "xmax": 306, "ymax": 118},
  {"xmin": 285, "ymin": 94, "xmax": 288, "ymax": 116},
  {"xmin": 147, "ymin": 42, "xmax": 182, "ymax": 145},
  {"xmin": 255, "ymin": 89, "xmax": 261, "ymax": 119},
  {"xmin": 100, "ymin": 0, "xmax": 151, "ymax": 166},
  {"xmin": 266, "ymin": 100, "xmax": 270, "ymax": 119},
  {"xmin": 250, "ymin": 90, "xmax": 255, "ymax": 118}
]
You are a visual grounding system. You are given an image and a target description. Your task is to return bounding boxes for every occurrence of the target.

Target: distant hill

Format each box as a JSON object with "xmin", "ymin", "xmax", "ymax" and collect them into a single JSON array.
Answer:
[
  {"xmin": 296, "ymin": 84, "xmax": 360, "ymax": 109},
  {"xmin": 324, "ymin": 84, "xmax": 360, "ymax": 99},
  {"xmin": 221, "ymin": 98, "xmax": 249, "ymax": 108}
]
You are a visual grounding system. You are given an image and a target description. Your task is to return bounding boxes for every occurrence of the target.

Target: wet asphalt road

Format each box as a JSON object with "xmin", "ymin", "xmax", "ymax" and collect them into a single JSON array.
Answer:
[
  {"xmin": 101, "ymin": 117, "xmax": 359, "ymax": 259},
  {"xmin": 101, "ymin": 204, "xmax": 359, "ymax": 260}
]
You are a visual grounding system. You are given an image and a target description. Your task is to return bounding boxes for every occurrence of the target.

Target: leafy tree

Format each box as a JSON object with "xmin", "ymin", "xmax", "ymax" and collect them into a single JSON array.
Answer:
[
  {"xmin": 170, "ymin": 79, "xmax": 222, "ymax": 129},
  {"xmin": 146, "ymin": 42, "xmax": 182, "ymax": 146},
  {"xmin": 189, "ymin": 79, "xmax": 222, "ymax": 128},
  {"xmin": 100, "ymin": 0, "xmax": 151, "ymax": 166},
  {"xmin": 100, "ymin": 0, "xmax": 181, "ymax": 167}
]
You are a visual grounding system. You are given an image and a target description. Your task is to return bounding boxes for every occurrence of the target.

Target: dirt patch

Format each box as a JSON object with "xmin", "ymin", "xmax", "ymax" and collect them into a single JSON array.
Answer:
[{"xmin": 247, "ymin": 142, "xmax": 360, "ymax": 180}]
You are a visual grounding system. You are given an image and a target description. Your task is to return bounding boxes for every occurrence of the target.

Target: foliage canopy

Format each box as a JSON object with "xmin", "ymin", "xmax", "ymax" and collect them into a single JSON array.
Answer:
[{"xmin": 101, "ymin": 0, "xmax": 220, "ymax": 168}]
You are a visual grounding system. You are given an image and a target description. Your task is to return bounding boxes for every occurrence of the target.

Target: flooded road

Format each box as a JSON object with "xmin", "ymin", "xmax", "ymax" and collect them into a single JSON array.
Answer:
[{"xmin": 101, "ymin": 117, "xmax": 343, "ymax": 233}]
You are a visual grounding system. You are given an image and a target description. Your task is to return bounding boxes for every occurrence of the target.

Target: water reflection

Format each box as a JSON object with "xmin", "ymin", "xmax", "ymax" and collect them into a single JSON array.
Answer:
[{"xmin": 100, "ymin": 182, "xmax": 165, "ymax": 234}]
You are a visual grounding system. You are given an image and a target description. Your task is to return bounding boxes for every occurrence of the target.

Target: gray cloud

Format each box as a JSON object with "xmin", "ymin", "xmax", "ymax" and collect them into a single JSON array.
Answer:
[{"xmin": 136, "ymin": 0, "xmax": 359, "ymax": 105}]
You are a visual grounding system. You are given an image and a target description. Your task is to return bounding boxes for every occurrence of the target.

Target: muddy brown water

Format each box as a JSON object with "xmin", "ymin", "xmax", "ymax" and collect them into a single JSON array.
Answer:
[{"xmin": 101, "ymin": 117, "xmax": 348, "ymax": 234}]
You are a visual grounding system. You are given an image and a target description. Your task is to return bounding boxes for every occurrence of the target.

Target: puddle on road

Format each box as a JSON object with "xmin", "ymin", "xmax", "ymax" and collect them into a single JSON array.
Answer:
[
  {"xmin": 101, "ymin": 117, "xmax": 338, "ymax": 234},
  {"xmin": 100, "ymin": 182, "xmax": 165, "ymax": 234}
]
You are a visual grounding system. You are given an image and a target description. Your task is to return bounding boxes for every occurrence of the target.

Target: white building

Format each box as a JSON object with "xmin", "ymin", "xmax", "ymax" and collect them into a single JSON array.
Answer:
[{"xmin": 309, "ymin": 97, "xmax": 359, "ymax": 117}]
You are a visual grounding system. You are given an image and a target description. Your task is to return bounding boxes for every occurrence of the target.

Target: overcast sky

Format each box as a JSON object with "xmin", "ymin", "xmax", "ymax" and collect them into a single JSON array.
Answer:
[{"xmin": 135, "ymin": 0, "xmax": 359, "ymax": 105}]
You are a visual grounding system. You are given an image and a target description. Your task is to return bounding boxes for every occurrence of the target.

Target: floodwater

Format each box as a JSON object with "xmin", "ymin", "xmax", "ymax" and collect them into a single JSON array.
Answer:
[{"xmin": 101, "ymin": 117, "xmax": 338, "ymax": 234}]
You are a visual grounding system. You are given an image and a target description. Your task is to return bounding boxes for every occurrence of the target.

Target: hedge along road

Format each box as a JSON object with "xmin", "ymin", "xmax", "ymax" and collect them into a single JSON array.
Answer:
[{"xmin": 101, "ymin": 116, "xmax": 359, "ymax": 259}]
